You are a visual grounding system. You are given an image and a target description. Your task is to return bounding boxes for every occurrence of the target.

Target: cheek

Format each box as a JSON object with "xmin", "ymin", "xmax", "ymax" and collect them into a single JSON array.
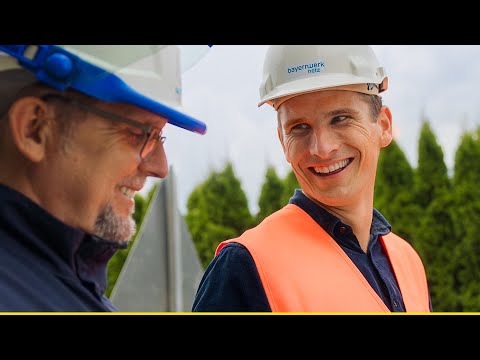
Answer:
[
  {"xmin": 96, "ymin": 159, "xmax": 137, "ymax": 191},
  {"xmin": 80, "ymin": 153, "xmax": 136, "ymax": 199},
  {"xmin": 350, "ymin": 123, "xmax": 371, "ymax": 141},
  {"xmin": 348, "ymin": 125, "xmax": 378, "ymax": 152},
  {"xmin": 284, "ymin": 135, "xmax": 312, "ymax": 164}
]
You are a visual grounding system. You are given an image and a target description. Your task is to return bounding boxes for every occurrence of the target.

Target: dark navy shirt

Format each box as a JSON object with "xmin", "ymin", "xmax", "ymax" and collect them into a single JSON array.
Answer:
[
  {"xmin": 0, "ymin": 184, "xmax": 124, "ymax": 311},
  {"xmin": 192, "ymin": 189, "xmax": 430, "ymax": 312}
]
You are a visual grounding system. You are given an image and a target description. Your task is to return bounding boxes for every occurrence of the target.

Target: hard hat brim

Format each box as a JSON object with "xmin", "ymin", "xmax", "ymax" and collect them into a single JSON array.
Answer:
[{"xmin": 258, "ymin": 73, "xmax": 386, "ymax": 107}]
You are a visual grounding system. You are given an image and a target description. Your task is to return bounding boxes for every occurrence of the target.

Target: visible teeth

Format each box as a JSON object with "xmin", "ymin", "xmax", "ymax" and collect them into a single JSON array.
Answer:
[
  {"xmin": 120, "ymin": 186, "xmax": 136, "ymax": 198},
  {"xmin": 314, "ymin": 159, "xmax": 349, "ymax": 174}
]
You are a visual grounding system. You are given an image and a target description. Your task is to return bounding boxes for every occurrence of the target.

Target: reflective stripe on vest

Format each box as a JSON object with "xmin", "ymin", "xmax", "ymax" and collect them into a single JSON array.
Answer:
[{"xmin": 216, "ymin": 204, "xmax": 430, "ymax": 313}]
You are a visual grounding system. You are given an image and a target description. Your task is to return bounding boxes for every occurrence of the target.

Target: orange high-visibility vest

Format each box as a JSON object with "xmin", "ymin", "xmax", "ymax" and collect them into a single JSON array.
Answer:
[{"xmin": 216, "ymin": 204, "xmax": 430, "ymax": 313}]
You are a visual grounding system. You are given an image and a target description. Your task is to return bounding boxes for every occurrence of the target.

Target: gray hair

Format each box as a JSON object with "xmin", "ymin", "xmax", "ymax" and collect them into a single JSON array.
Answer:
[{"xmin": 0, "ymin": 71, "xmax": 94, "ymax": 149}]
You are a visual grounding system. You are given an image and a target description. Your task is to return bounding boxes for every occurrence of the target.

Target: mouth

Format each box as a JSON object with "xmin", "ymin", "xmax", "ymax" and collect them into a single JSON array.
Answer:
[
  {"xmin": 309, "ymin": 158, "xmax": 353, "ymax": 177},
  {"xmin": 119, "ymin": 186, "xmax": 138, "ymax": 199}
]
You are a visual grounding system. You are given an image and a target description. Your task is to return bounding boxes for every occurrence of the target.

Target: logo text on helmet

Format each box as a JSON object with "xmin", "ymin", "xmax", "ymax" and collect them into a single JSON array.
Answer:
[{"xmin": 287, "ymin": 61, "xmax": 325, "ymax": 74}]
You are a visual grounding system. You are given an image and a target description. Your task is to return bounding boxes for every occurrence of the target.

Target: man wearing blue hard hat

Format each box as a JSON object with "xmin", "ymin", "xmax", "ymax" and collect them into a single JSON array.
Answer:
[{"xmin": 0, "ymin": 45, "xmax": 210, "ymax": 311}]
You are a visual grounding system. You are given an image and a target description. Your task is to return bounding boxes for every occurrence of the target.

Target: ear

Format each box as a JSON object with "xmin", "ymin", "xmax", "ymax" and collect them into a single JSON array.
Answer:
[
  {"xmin": 8, "ymin": 96, "xmax": 53, "ymax": 162},
  {"xmin": 377, "ymin": 105, "xmax": 393, "ymax": 148}
]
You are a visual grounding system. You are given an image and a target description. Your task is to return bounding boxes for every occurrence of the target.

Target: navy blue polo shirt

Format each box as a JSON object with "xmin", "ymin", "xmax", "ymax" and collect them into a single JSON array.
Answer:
[
  {"xmin": 0, "ymin": 184, "xmax": 123, "ymax": 311},
  {"xmin": 192, "ymin": 189, "xmax": 429, "ymax": 312}
]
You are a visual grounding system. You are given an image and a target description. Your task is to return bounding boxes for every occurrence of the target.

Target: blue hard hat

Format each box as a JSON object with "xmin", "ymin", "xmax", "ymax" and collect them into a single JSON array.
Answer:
[{"xmin": 0, "ymin": 45, "xmax": 211, "ymax": 134}]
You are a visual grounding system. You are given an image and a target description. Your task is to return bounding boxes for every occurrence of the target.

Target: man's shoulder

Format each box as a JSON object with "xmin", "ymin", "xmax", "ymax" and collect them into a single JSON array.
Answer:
[{"xmin": 382, "ymin": 232, "xmax": 422, "ymax": 258}]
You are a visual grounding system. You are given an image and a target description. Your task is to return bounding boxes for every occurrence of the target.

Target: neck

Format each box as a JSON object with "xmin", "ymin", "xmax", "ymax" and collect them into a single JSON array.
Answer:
[
  {"xmin": 314, "ymin": 194, "xmax": 374, "ymax": 253},
  {"xmin": 0, "ymin": 160, "xmax": 34, "ymax": 200}
]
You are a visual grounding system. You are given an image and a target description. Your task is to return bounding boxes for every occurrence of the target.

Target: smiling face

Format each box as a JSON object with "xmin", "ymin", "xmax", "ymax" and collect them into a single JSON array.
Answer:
[
  {"xmin": 277, "ymin": 90, "xmax": 392, "ymax": 209},
  {"xmin": 38, "ymin": 96, "xmax": 169, "ymax": 243}
]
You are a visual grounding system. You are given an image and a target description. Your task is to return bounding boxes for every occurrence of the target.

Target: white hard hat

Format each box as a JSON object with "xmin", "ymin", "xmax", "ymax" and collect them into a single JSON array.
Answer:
[
  {"xmin": 0, "ymin": 45, "xmax": 211, "ymax": 134},
  {"xmin": 258, "ymin": 45, "xmax": 388, "ymax": 110}
]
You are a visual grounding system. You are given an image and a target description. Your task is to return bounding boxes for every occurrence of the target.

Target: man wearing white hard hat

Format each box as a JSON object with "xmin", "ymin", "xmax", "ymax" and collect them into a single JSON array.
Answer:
[
  {"xmin": 193, "ymin": 45, "xmax": 432, "ymax": 312},
  {"xmin": 0, "ymin": 45, "xmax": 210, "ymax": 311}
]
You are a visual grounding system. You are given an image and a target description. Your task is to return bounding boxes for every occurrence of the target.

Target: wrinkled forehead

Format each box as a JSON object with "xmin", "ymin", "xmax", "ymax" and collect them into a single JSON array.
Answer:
[
  {"xmin": 273, "ymin": 84, "xmax": 378, "ymax": 112},
  {"xmin": 278, "ymin": 88, "xmax": 365, "ymax": 112},
  {"xmin": 96, "ymin": 98, "xmax": 169, "ymax": 129}
]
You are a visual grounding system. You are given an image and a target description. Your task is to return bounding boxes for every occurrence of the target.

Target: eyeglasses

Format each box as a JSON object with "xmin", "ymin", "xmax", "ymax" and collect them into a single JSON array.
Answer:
[{"xmin": 41, "ymin": 93, "xmax": 166, "ymax": 159}]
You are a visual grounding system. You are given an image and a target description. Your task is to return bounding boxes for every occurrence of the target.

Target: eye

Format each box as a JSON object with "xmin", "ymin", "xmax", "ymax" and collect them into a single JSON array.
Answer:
[
  {"xmin": 292, "ymin": 123, "xmax": 309, "ymax": 130},
  {"xmin": 331, "ymin": 115, "xmax": 350, "ymax": 124},
  {"xmin": 289, "ymin": 123, "xmax": 310, "ymax": 133},
  {"xmin": 125, "ymin": 127, "xmax": 146, "ymax": 145}
]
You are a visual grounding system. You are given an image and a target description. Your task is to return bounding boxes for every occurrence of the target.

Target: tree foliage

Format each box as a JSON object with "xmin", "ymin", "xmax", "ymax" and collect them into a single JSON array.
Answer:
[
  {"xmin": 449, "ymin": 129, "xmax": 480, "ymax": 311},
  {"xmin": 453, "ymin": 131, "xmax": 480, "ymax": 187},
  {"xmin": 375, "ymin": 140, "xmax": 414, "ymax": 208},
  {"xmin": 414, "ymin": 120, "xmax": 451, "ymax": 208},
  {"xmin": 374, "ymin": 140, "xmax": 421, "ymax": 244},
  {"xmin": 415, "ymin": 193, "xmax": 459, "ymax": 311},
  {"xmin": 185, "ymin": 162, "xmax": 253, "ymax": 268},
  {"xmin": 282, "ymin": 169, "xmax": 300, "ymax": 205},
  {"xmin": 256, "ymin": 165, "xmax": 285, "ymax": 224}
]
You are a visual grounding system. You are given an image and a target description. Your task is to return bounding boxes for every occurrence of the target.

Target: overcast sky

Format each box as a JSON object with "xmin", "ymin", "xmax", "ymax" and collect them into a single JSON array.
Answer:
[{"xmin": 142, "ymin": 45, "xmax": 480, "ymax": 215}]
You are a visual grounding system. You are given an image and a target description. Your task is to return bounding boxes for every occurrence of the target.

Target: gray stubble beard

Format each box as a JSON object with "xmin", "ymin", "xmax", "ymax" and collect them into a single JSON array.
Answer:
[{"xmin": 94, "ymin": 203, "xmax": 136, "ymax": 244}]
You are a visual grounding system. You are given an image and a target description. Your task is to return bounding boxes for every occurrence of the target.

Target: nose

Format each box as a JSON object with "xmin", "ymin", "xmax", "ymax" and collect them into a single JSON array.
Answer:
[
  {"xmin": 138, "ymin": 142, "xmax": 169, "ymax": 178},
  {"xmin": 309, "ymin": 128, "xmax": 339, "ymax": 158}
]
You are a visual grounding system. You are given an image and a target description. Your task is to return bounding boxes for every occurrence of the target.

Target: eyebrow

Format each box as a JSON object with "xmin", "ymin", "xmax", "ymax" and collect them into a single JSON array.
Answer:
[
  {"xmin": 325, "ymin": 108, "xmax": 361, "ymax": 117},
  {"xmin": 72, "ymin": 99, "xmax": 157, "ymax": 132},
  {"xmin": 283, "ymin": 107, "xmax": 362, "ymax": 127}
]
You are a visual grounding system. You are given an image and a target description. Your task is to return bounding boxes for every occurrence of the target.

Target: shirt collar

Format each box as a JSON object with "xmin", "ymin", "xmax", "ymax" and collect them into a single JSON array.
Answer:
[
  {"xmin": 288, "ymin": 188, "xmax": 391, "ymax": 238},
  {"xmin": 0, "ymin": 183, "xmax": 125, "ymax": 296}
]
